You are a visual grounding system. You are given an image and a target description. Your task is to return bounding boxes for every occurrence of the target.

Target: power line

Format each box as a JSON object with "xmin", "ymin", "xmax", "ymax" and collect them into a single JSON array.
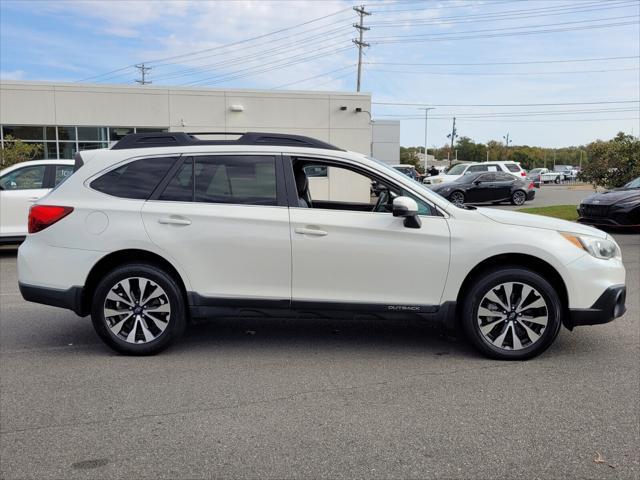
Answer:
[
  {"xmin": 271, "ymin": 65, "xmax": 356, "ymax": 89},
  {"xmin": 373, "ymin": 100, "xmax": 640, "ymax": 107},
  {"xmin": 368, "ymin": 15, "xmax": 639, "ymax": 42},
  {"xmin": 363, "ymin": 55, "xmax": 640, "ymax": 67},
  {"xmin": 366, "ymin": 67, "xmax": 638, "ymax": 76}
]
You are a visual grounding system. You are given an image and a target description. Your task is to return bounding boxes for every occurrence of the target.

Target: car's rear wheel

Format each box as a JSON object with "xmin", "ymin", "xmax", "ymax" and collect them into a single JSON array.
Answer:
[
  {"xmin": 510, "ymin": 190, "xmax": 526, "ymax": 205},
  {"xmin": 91, "ymin": 263, "xmax": 186, "ymax": 355},
  {"xmin": 449, "ymin": 190, "xmax": 466, "ymax": 207},
  {"xmin": 461, "ymin": 267, "xmax": 562, "ymax": 360}
]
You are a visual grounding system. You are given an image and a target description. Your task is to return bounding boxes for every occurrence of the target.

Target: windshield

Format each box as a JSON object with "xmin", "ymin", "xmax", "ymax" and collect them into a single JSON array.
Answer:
[
  {"xmin": 623, "ymin": 177, "xmax": 640, "ymax": 189},
  {"xmin": 529, "ymin": 168, "xmax": 542, "ymax": 174},
  {"xmin": 447, "ymin": 164, "xmax": 469, "ymax": 175}
]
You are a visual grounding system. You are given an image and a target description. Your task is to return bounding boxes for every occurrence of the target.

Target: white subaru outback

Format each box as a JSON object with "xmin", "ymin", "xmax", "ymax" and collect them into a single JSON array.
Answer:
[{"xmin": 18, "ymin": 132, "xmax": 627, "ymax": 359}]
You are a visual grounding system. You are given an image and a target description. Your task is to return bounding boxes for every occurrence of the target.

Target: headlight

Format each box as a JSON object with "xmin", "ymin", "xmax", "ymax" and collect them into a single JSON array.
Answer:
[{"xmin": 561, "ymin": 232, "xmax": 621, "ymax": 260}]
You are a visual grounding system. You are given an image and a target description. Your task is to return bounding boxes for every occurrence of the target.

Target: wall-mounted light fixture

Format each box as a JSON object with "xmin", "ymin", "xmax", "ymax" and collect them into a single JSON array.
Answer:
[
  {"xmin": 229, "ymin": 104, "xmax": 245, "ymax": 112},
  {"xmin": 339, "ymin": 106, "xmax": 347, "ymax": 111},
  {"xmin": 355, "ymin": 107, "xmax": 362, "ymax": 113}
]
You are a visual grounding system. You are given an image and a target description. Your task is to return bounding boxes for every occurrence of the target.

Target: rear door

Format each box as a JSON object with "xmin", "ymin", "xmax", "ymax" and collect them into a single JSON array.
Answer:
[
  {"xmin": 0, "ymin": 164, "xmax": 49, "ymax": 237},
  {"xmin": 141, "ymin": 154, "xmax": 291, "ymax": 302}
]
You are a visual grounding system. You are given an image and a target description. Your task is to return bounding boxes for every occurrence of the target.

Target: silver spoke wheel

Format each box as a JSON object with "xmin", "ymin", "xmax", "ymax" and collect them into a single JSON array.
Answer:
[
  {"xmin": 450, "ymin": 191, "xmax": 465, "ymax": 207},
  {"xmin": 103, "ymin": 277, "xmax": 171, "ymax": 344},
  {"xmin": 512, "ymin": 191, "xmax": 526, "ymax": 205},
  {"xmin": 477, "ymin": 281, "xmax": 548, "ymax": 351}
]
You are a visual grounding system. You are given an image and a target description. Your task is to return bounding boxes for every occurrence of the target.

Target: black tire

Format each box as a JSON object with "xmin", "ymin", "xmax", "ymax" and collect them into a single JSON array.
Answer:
[
  {"xmin": 554, "ymin": 176, "xmax": 561, "ymax": 184},
  {"xmin": 510, "ymin": 190, "xmax": 527, "ymax": 206},
  {"xmin": 461, "ymin": 267, "xmax": 562, "ymax": 360},
  {"xmin": 91, "ymin": 263, "xmax": 186, "ymax": 355},
  {"xmin": 448, "ymin": 190, "xmax": 466, "ymax": 207}
]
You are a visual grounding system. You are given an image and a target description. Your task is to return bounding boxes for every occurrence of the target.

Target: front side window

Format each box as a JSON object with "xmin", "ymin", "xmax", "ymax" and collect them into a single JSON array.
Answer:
[
  {"xmin": 0, "ymin": 165, "xmax": 46, "ymax": 190},
  {"xmin": 466, "ymin": 164, "xmax": 488, "ymax": 173},
  {"xmin": 476, "ymin": 173, "xmax": 496, "ymax": 183},
  {"xmin": 293, "ymin": 159, "xmax": 432, "ymax": 215},
  {"xmin": 159, "ymin": 156, "xmax": 277, "ymax": 206},
  {"xmin": 91, "ymin": 157, "xmax": 176, "ymax": 199}
]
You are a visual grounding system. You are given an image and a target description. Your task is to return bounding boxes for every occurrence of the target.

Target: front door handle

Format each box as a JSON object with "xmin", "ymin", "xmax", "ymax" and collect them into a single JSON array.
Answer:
[
  {"xmin": 28, "ymin": 197, "xmax": 40, "ymax": 202},
  {"xmin": 158, "ymin": 216, "xmax": 191, "ymax": 226},
  {"xmin": 295, "ymin": 227, "xmax": 328, "ymax": 237}
]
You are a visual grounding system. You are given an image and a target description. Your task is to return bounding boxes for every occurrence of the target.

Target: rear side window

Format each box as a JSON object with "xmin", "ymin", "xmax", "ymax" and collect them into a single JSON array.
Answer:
[
  {"xmin": 466, "ymin": 164, "xmax": 488, "ymax": 173},
  {"xmin": 505, "ymin": 163, "xmax": 521, "ymax": 172},
  {"xmin": 91, "ymin": 157, "xmax": 176, "ymax": 199},
  {"xmin": 159, "ymin": 155, "xmax": 277, "ymax": 206},
  {"xmin": 54, "ymin": 165, "xmax": 74, "ymax": 186},
  {"xmin": 495, "ymin": 172, "xmax": 515, "ymax": 181}
]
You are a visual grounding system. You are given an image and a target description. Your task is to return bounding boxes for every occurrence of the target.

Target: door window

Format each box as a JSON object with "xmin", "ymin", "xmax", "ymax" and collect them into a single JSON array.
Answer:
[
  {"xmin": 0, "ymin": 165, "xmax": 46, "ymax": 190},
  {"xmin": 90, "ymin": 157, "xmax": 176, "ymax": 199},
  {"xmin": 159, "ymin": 156, "xmax": 278, "ymax": 206},
  {"xmin": 475, "ymin": 173, "xmax": 496, "ymax": 183},
  {"xmin": 495, "ymin": 172, "xmax": 515, "ymax": 182},
  {"xmin": 292, "ymin": 160, "xmax": 433, "ymax": 215}
]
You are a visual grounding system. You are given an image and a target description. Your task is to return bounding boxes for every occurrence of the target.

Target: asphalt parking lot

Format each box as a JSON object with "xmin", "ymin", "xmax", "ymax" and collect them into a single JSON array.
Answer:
[{"xmin": 1, "ymin": 186, "xmax": 638, "ymax": 479}]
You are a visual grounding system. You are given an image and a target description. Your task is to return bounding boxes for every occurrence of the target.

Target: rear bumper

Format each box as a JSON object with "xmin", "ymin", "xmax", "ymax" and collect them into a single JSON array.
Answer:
[
  {"xmin": 566, "ymin": 285, "xmax": 626, "ymax": 329},
  {"xmin": 526, "ymin": 190, "xmax": 536, "ymax": 200},
  {"xmin": 19, "ymin": 282, "xmax": 86, "ymax": 316}
]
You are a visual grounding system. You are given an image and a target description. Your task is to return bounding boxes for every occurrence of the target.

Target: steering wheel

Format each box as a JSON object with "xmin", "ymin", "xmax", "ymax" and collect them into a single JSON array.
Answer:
[{"xmin": 373, "ymin": 188, "xmax": 391, "ymax": 212}]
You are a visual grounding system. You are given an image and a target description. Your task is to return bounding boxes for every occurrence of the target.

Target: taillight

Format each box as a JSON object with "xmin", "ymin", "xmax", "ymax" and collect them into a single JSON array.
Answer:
[
  {"xmin": 521, "ymin": 171, "xmax": 527, "ymax": 176},
  {"xmin": 28, "ymin": 205, "xmax": 74, "ymax": 234}
]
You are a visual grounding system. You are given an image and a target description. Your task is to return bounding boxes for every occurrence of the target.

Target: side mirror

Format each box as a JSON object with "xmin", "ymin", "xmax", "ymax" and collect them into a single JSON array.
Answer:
[
  {"xmin": 473, "ymin": 179, "xmax": 481, "ymax": 185},
  {"xmin": 392, "ymin": 196, "xmax": 421, "ymax": 229}
]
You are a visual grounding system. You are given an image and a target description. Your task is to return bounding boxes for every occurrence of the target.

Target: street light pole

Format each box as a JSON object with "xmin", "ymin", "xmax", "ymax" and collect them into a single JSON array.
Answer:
[{"xmin": 418, "ymin": 107, "xmax": 435, "ymax": 172}]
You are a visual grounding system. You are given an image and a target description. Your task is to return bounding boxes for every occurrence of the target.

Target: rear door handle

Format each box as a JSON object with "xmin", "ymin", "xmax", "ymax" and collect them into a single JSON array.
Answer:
[
  {"xmin": 158, "ymin": 216, "xmax": 191, "ymax": 226},
  {"xmin": 295, "ymin": 227, "xmax": 328, "ymax": 237}
]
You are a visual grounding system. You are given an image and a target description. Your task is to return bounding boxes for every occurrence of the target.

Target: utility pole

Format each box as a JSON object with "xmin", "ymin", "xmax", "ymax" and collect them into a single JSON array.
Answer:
[
  {"xmin": 447, "ymin": 117, "xmax": 457, "ymax": 166},
  {"xmin": 503, "ymin": 133, "xmax": 512, "ymax": 158},
  {"xmin": 135, "ymin": 63, "xmax": 152, "ymax": 85},
  {"xmin": 418, "ymin": 107, "xmax": 435, "ymax": 171},
  {"xmin": 353, "ymin": 5, "xmax": 370, "ymax": 92}
]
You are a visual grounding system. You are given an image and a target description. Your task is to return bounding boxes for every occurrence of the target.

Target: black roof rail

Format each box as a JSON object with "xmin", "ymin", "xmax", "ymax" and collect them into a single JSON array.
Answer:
[{"xmin": 110, "ymin": 131, "xmax": 344, "ymax": 151}]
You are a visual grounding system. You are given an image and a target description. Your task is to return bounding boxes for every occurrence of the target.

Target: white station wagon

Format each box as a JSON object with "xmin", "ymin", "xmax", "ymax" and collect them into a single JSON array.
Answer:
[{"xmin": 18, "ymin": 132, "xmax": 626, "ymax": 359}]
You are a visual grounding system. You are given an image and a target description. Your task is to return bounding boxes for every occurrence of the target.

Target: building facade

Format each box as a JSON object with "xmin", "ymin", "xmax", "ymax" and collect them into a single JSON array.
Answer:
[
  {"xmin": 371, "ymin": 120, "xmax": 400, "ymax": 164},
  {"xmin": 1, "ymin": 81, "xmax": 383, "ymax": 202}
]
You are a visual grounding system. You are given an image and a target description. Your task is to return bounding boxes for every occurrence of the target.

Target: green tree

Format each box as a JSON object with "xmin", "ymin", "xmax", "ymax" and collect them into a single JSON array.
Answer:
[
  {"xmin": 0, "ymin": 135, "xmax": 43, "ymax": 168},
  {"xmin": 581, "ymin": 132, "xmax": 640, "ymax": 188}
]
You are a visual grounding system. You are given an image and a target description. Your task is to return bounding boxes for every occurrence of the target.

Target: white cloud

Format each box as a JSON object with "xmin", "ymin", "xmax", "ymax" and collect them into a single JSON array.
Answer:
[{"xmin": 0, "ymin": 69, "xmax": 25, "ymax": 80}]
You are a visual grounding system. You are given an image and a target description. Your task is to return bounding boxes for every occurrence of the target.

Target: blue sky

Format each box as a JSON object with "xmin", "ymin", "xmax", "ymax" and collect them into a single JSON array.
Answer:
[{"xmin": 1, "ymin": 0, "xmax": 638, "ymax": 148}]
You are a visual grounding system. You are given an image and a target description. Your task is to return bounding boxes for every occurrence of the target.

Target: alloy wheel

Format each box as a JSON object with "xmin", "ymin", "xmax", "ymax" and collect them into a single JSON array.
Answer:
[
  {"xmin": 103, "ymin": 277, "xmax": 171, "ymax": 344},
  {"xmin": 512, "ymin": 191, "xmax": 526, "ymax": 205},
  {"xmin": 476, "ymin": 281, "xmax": 548, "ymax": 351},
  {"xmin": 450, "ymin": 191, "xmax": 465, "ymax": 207}
]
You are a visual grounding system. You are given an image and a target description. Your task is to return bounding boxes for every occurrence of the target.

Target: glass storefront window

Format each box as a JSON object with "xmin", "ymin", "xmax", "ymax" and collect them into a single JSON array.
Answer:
[
  {"xmin": 57, "ymin": 126, "xmax": 76, "ymax": 141},
  {"xmin": 78, "ymin": 142, "xmax": 108, "ymax": 151},
  {"xmin": 77, "ymin": 127, "xmax": 108, "ymax": 142},
  {"xmin": 136, "ymin": 128, "xmax": 169, "ymax": 133},
  {"xmin": 45, "ymin": 143, "xmax": 58, "ymax": 159},
  {"xmin": 109, "ymin": 127, "xmax": 135, "ymax": 142},
  {"xmin": 2, "ymin": 125, "xmax": 55, "ymax": 141},
  {"xmin": 59, "ymin": 142, "xmax": 77, "ymax": 159}
]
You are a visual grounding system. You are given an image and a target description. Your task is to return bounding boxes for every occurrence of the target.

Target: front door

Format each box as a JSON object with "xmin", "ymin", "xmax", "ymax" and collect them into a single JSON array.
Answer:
[
  {"xmin": 287, "ymin": 158, "xmax": 450, "ymax": 309},
  {"xmin": 141, "ymin": 154, "xmax": 291, "ymax": 302}
]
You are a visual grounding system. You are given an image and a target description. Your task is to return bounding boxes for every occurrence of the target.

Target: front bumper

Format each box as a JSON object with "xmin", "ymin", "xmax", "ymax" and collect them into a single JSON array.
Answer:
[
  {"xmin": 577, "ymin": 203, "xmax": 640, "ymax": 229},
  {"xmin": 566, "ymin": 285, "xmax": 626, "ymax": 329}
]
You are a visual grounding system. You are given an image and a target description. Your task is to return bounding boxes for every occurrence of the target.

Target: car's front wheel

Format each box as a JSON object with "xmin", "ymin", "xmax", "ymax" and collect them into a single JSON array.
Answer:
[
  {"xmin": 461, "ymin": 267, "xmax": 562, "ymax": 360},
  {"xmin": 91, "ymin": 263, "xmax": 186, "ymax": 355}
]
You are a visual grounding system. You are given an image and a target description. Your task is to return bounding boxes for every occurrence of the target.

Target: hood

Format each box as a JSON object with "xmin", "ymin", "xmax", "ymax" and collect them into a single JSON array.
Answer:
[
  {"xmin": 427, "ymin": 174, "xmax": 459, "ymax": 184},
  {"xmin": 581, "ymin": 189, "xmax": 640, "ymax": 206},
  {"xmin": 477, "ymin": 207, "xmax": 607, "ymax": 238}
]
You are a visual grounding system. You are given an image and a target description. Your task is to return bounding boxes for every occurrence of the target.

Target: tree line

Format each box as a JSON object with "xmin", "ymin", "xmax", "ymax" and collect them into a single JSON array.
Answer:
[{"xmin": 400, "ymin": 132, "xmax": 639, "ymax": 188}]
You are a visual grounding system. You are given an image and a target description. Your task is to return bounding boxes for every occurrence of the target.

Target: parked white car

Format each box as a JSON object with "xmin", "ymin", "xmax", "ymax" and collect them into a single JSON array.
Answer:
[
  {"xmin": 18, "ymin": 133, "xmax": 626, "ymax": 360},
  {"xmin": 424, "ymin": 161, "xmax": 526, "ymax": 185},
  {"xmin": 527, "ymin": 168, "xmax": 565, "ymax": 185},
  {"xmin": 0, "ymin": 159, "xmax": 74, "ymax": 243}
]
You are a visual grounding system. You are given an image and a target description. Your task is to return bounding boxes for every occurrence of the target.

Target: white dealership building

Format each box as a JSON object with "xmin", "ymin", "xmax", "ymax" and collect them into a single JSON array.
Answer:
[{"xmin": 0, "ymin": 81, "xmax": 400, "ymax": 201}]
